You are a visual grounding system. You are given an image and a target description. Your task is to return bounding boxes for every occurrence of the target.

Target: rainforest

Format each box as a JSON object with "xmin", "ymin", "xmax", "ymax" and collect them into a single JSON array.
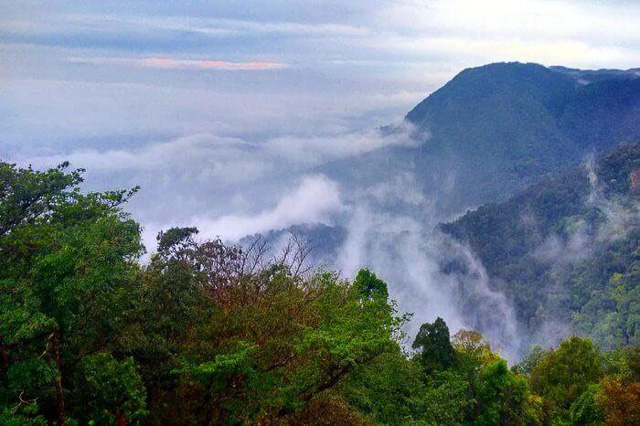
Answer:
[{"xmin": 2, "ymin": 1, "xmax": 640, "ymax": 424}]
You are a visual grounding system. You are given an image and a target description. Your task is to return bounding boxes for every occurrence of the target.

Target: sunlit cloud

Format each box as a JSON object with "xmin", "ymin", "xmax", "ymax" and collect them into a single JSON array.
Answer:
[{"xmin": 68, "ymin": 56, "xmax": 286, "ymax": 71}]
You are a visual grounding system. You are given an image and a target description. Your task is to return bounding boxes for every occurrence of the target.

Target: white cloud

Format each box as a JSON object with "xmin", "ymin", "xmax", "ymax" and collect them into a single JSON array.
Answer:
[
  {"xmin": 27, "ymin": 134, "xmax": 271, "ymax": 184},
  {"xmin": 337, "ymin": 202, "xmax": 522, "ymax": 360},
  {"xmin": 24, "ymin": 122, "xmax": 418, "ymax": 183},
  {"xmin": 194, "ymin": 174, "xmax": 343, "ymax": 241},
  {"xmin": 367, "ymin": 172, "xmax": 426, "ymax": 206},
  {"xmin": 377, "ymin": 0, "xmax": 640, "ymax": 43},
  {"xmin": 0, "ymin": 13, "xmax": 369, "ymax": 40},
  {"xmin": 368, "ymin": 0, "xmax": 640, "ymax": 68},
  {"xmin": 18, "ymin": 125, "xmax": 415, "ymax": 242},
  {"xmin": 264, "ymin": 122, "xmax": 419, "ymax": 164}
]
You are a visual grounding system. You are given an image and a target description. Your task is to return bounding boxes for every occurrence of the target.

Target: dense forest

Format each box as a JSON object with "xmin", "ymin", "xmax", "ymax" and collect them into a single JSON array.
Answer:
[
  {"xmin": 1, "ymin": 162, "xmax": 639, "ymax": 424},
  {"xmin": 442, "ymin": 142, "xmax": 640, "ymax": 351}
]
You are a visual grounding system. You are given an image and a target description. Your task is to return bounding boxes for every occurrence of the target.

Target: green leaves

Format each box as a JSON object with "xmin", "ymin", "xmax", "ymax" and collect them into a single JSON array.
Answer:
[
  {"xmin": 412, "ymin": 317, "xmax": 456, "ymax": 373},
  {"xmin": 0, "ymin": 279, "xmax": 56, "ymax": 345},
  {"xmin": 531, "ymin": 335, "xmax": 604, "ymax": 420},
  {"xmin": 176, "ymin": 341, "xmax": 258, "ymax": 385},
  {"xmin": 476, "ymin": 360, "xmax": 530, "ymax": 425},
  {"xmin": 0, "ymin": 161, "xmax": 83, "ymax": 237},
  {"xmin": 421, "ymin": 370, "xmax": 470, "ymax": 425},
  {"xmin": 7, "ymin": 358, "xmax": 58, "ymax": 397},
  {"xmin": 352, "ymin": 268, "xmax": 389, "ymax": 301},
  {"xmin": 72, "ymin": 353, "xmax": 147, "ymax": 425},
  {"xmin": 0, "ymin": 161, "xmax": 144, "ymax": 424},
  {"xmin": 569, "ymin": 384, "xmax": 605, "ymax": 425},
  {"xmin": 2, "ymin": 160, "xmax": 638, "ymax": 425}
]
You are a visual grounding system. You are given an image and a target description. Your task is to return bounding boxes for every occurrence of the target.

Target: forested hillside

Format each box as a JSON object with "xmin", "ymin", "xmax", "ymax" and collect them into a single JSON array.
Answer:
[
  {"xmin": 2, "ymin": 161, "xmax": 639, "ymax": 424},
  {"xmin": 403, "ymin": 62, "xmax": 640, "ymax": 210},
  {"xmin": 442, "ymin": 142, "xmax": 640, "ymax": 350}
]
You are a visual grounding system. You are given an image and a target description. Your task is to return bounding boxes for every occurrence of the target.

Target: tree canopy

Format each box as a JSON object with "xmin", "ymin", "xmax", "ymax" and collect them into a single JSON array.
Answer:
[{"xmin": 1, "ymin": 161, "xmax": 638, "ymax": 425}]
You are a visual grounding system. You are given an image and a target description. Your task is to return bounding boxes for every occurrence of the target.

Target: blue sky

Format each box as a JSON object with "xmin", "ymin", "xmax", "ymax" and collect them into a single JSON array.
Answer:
[{"xmin": 2, "ymin": 0, "xmax": 640, "ymax": 244}]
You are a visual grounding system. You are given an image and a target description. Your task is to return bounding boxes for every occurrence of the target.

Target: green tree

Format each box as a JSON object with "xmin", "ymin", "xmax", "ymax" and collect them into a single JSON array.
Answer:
[
  {"xmin": 531, "ymin": 335, "xmax": 603, "ymax": 419},
  {"xmin": 476, "ymin": 360, "xmax": 532, "ymax": 425},
  {"xmin": 72, "ymin": 353, "xmax": 147, "ymax": 425},
  {"xmin": 569, "ymin": 384, "xmax": 605, "ymax": 425},
  {"xmin": 420, "ymin": 370, "xmax": 470, "ymax": 425},
  {"xmin": 412, "ymin": 317, "xmax": 456, "ymax": 373},
  {"xmin": 0, "ymin": 162, "xmax": 143, "ymax": 424},
  {"xmin": 352, "ymin": 268, "xmax": 389, "ymax": 301},
  {"xmin": 512, "ymin": 345, "xmax": 549, "ymax": 376},
  {"xmin": 341, "ymin": 351, "xmax": 425, "ymax": 424}
]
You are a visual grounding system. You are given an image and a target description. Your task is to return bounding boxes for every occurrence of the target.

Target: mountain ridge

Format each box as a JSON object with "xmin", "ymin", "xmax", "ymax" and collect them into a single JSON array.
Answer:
[
  {"xmin": 441, "ymin": 141, "xmax": 640, "ymax": 349},
  {"xmin": 401, "ymin": 61, "xmax": 640, "ymax": 210}
]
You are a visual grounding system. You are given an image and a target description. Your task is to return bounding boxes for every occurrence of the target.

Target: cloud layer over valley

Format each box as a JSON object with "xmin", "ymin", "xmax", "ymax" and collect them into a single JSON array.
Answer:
[{"xmin": 3, "ymin": 0, "xmax": 640, "ymax": 360}]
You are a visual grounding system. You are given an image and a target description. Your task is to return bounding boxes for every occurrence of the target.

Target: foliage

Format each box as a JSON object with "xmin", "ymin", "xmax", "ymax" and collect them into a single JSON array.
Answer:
[
  {"xmin": 476, "ymin": 360, "xmax": 531, "ymax": 425},
  {"xmin": 353, "ymin": 268, "xmax": 389, "ymax": 301},
  {"xmin": 340, "ymin": 351, "xmax": 425, "ymax": 424},
  {"xmin": 1, "ymin": 160, "xmax": 638, "ymax": 424},
  {"xmin": 600, "ymin": 377, "xmax": 640, "ymax": 425},
  {"xmin": 72, "ymin": 353, "xmax": 147, "ymax": 424},
  {"xmin": 531, "ymin": 336, "xmax": 603, "ymax": 420},
  {"xmin": 442, "ymin": 142, "xmax": 640, "ymax": 350},
  {"xmin": 420, "ymin": 370, "xmax": 470, "ymax": 425},
  {"xmin": 412, "ymin": 317, "xmax": 456, "ymax": 373},
  {"xmin": 512, "ymin": 345, "xmax": 549, "ymax": 376},
  {"xmin": 569, "ymin": 384, "xmax": 605, "ymax": 426}
]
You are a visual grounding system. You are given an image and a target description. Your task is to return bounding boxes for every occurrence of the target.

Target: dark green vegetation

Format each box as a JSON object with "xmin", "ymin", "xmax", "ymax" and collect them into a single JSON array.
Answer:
[
  {"xmin": 2, "ymin": 161, "xmax": 639, "ymax": 424},
  {"xmin": 405, "ymin": 62, "xmax": 640, "ymax": 209},
  {"xmin": 442, "ymin": 142, "xmax": 640, "ymax": 350},
  {"xmin": 2, "ymin": 63, "xmax": 640, "ymax": 425}
]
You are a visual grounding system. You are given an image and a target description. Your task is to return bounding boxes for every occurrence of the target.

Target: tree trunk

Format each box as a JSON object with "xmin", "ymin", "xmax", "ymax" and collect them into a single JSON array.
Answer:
[{"xmin": 48, "ymin": 331, "xmax": 66, "ymax": 425}]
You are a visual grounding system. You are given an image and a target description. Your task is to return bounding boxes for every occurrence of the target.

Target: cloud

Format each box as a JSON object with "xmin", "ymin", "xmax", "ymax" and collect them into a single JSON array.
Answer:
[
  {"xmin": 25, "ymin": 123, "xmax": 418, "ymax": 181},
  {"xmin": 68, "ymin": 57, "xmax": 286, "ymax": 71},
  {"xmin": 194, "ymin": 174, "xmax": 343, "ymax": 241},
  {"xmin": 18, "ymin": 125, "xmax": 416, "ymax": 239},
  {"xmin": 367, "ymin": 172, "xmax": 426, "ymax": 206},
  {"xmin": 264, "ymin": 122, "xmax": 420, "ymax": 164},
  {"xmin": 0, "ymin": 13, "xmax": 369, "ymax": 41},
  {"xmin": 27, "ymin": 134, "xmax": 271, "ymax": 184},
  {"xmin": 6, "ymin": 0, "xmax": 639, "ymax": 75},
  {"xmin": 531, "ymin": 154, "xmax": 640, "ymax": 267},
  {"xmin": 584, "ymin": 154, "xmax": 640, "ymax": 243},
  {"xmin": 367, "ymin": 0, "xmax": 640, "ymax": 68},
  {"xmin": 337, "ymin": 201, "xmax": 522, "ymax": 360},
  {"xmin": 189, "ymin": 17, "xmax": 369, "ymax": 37}
]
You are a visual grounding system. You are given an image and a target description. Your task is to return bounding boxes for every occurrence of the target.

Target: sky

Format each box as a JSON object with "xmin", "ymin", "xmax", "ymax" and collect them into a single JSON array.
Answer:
[{"xmin": 2, "ymin": 0, "xmax": 640, "ymax": 246}]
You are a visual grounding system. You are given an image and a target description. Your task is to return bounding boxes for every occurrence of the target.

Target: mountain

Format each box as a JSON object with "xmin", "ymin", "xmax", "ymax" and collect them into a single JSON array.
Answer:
[
  {"xmin": 403, "ymin": 62, "xmax": 640, "ymax": 211},
  {"xmin": 248, "ymin": 63, "xmax": 640, "ymax": 353},
  {"xmin": 284, "ymin": 62, "xmax": 640, "ymax": 255},
  {"xmin": 441, "ymin": 142, "xmax": 640, "ymax": 349}
]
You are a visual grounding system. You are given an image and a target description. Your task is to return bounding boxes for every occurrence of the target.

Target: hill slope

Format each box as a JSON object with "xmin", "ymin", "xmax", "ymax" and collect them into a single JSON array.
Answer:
[
  {"xmin": 441, "ymin": 142, "xmax": 640, "ymax": 349},
  {"xmin": 403, "ymin": 62, "xmax": 640, "ymax": 210},
  {"xmin": 249, "ymin": 63, "xmax": 640, "ymax": 353}
]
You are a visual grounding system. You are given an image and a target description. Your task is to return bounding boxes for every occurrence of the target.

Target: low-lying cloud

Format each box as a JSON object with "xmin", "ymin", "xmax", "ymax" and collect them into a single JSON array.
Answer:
[
  {"xmin": 28, "ymin": 134, "xmax": 269, "ymax": 184},
  {"xmin": 25, "ymin": 124, "xmax": 418, "ymax": 187},
  {"xmin": 264, "ymin": 122, "xmax": 419, "ymax": 164},
  {"xmin": 336, "ymin": 191, "xmax": 522, "ymax": 360},
  {"xmin": 20, "ymin": 124, "xmax": 418, "ymax": 250},
  {"xmin": 194, "ymin": 174, "xmax": 343, "ymax": 241}
]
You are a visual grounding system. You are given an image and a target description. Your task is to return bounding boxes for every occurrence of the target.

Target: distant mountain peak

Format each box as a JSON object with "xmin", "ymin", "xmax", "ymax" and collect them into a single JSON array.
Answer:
[{"xmin": 400, "ymin": 61, "xmax": 640, "ymax": 210}]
